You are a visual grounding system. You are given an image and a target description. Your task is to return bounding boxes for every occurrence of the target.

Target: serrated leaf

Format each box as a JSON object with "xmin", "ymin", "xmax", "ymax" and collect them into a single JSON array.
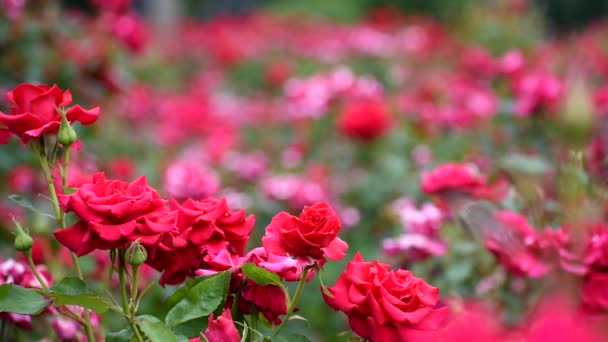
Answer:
[
  {"xmin": 241, "ymin": 263, "xmax": 282, "ymax": 286},
  {"xmin": 136, "ymin": 315, "xmax": 179, "ymax": 342},
  {"xmin": 47, "ymin": 277, "xmax": 112, "ymax": 313},
  {"xmin": 0, "ymin": 284, "xmax": 51, "ymax": 314},
  {"xmin": 8, "ymin": 194, "xmax": 54, "ymax": 218},
  {"xmin": 165, "ymin": 270, "xmax": 231, "ymax": 327}
]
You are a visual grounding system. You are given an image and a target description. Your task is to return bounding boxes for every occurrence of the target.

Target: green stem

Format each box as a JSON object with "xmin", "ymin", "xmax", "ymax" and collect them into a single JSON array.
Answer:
[
  {"xmin": 61, "ymin": 148, "xmax": 70, "ymax": 193},
  {"xmin": 118, "ymin": 252, "xmax": 144, "ymax": 342},
  {"xmin": 25, "ymin": 252, "xmax": 49, "ymax": 290},
  {"xmin": 37, "ymin": 152, "xmax": 61, "ymax": 221},
  {"xmin": 36, "ymin": 142, "xmax": 95, "ymax": 341},
  {"xmin": 130, "ymin": 266, "xmax": 139, "ymax": 311},
  {"xmin": 273, "ymin": 267, "xmax": 310, "ymax": 336}
]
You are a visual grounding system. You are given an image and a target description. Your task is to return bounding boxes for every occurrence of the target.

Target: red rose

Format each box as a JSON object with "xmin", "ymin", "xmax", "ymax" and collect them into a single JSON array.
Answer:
[
  {"xmin": 202, "ymin": 308, "xmax": 240, "ymax": 342},
  {"xmin": 337, "ymin": 98, "xmax": 391, "ymax": 141},
  {"xmin": 323, "ymin": 252, "xmax": 448, "ymax": 342},
  {"xmin": 54, "ymin": 173, "xmax": 168, "ymax": 256},
  {"xmin": 0, "ymin": 84, "xmax": 99, "ymax": 144},
  {"xmin": 262, "ymin": 202, "xmax": 348, "ymax": 261},
  {"xmin": 421, "ymin": 163, "xmax": 486, "ymax": 195},
  {"xmin": 146, "ymin": 197, "xmax": 255, "ymax": 286},
  {"xmin": 582, "ymin": 271, "xmax": 608, "ymax": 312},
  {"xmin": 239, "ymin": 280, "xmax": 287, "ymax": 324}
]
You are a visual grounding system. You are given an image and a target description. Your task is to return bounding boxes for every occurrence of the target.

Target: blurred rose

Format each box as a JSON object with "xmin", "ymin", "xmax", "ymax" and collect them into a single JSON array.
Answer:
[
  {"xmin": 338, "ymin": 98, "xmax": 391, "ymax": 141},
  {"xmin": 163, "ymin": 160, "xmax": 220, "ymax": 201}
]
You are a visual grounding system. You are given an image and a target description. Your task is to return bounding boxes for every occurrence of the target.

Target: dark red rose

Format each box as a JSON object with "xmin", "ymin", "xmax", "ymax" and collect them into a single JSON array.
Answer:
[
  {"xmin": 323, "ymin": 252, "xmax": 448, "ymax": 342},
  {"xmin": 54, "ymin": 173, "xmax": 169, "ymax": 256},
  {"xmin": 582, "ymin": 271, "xmax": 608, "ymax": 313},
  {"xmin": 262, "ymin": 202, "xmax": 348, "ymax": 261},
  {"xmin": 337, "ymin": 98, "xmax": 391, "ymax": 141},
  {"xmin": 146, "ymin": 197, "xmax": 255, "ymax": 286},
  {"xmin": 0, "ymin": 84, "xmax": 99, "ymax": 144},
  {"xmin": 203, "ymin": 308, "xmax": 240, "ymax": 342},
  {"xmin": 239, "ymin": 280, "xmax": 287, "ymax": 325}
]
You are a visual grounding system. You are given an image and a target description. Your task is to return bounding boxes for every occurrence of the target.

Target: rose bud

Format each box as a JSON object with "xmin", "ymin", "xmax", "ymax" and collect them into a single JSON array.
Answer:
[
  {"xmin": 13, "ymin": 221, "xmax": 33, "ymax": 252},
  {"xmin": 125, "ymin": 240, "xmax": 147, "ymax": 266},
  {"xmin": 57, "ymin": 111, "xmax": 77, "ymax": 147}
]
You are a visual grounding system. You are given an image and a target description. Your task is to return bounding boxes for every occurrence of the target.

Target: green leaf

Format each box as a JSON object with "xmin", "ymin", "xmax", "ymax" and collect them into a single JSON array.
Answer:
[
  {"xmin": 136, "ymin": 315, "xmax": 179, "ymax": 342},
  {"xmin": 500, "ymin": 154, "xmax": 551, "ymax": 175},
  {"xmin": 0, "ymin": 284, "xmax": 52, "ymax": 314},
  {"xmin": 47, "ymin": 277, "xmax": 112, "ymax": 313},
  {"xmin": 241, "ymin": 263, "xmax": 282, "ymax": 286},
  {"xmin": 166, "ymin": 272, "xmax": 227, "ymax": 309},
  {"xmin": 8, "ymin": 194, "xmax": 54, "ymax": 218},
  {"xmin": 172, "ymin": 318, "xmax": 207, "ymax": 338},
  {"xmin": 106, "ymin": 328, "xmax": 134, "ymax": 342},
  {"xmin": 165, "ymin": 270, "xmax": 231, "ymax": 328}
]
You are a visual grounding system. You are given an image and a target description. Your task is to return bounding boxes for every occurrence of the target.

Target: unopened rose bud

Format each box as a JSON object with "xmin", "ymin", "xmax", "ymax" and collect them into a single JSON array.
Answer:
[
  {"xmin": 125, "ymin": 240, "xmax": 147, "ymax": 266},
  {"xmin": 13, "ymin": 221, "xmax": 33, "ymax": 252},
  {"xmin": 57, "ymin": 111, "xmax": 77, "ymax": 147},
  {"xmin": 558, "ymin": 79, "xmax": 595, "ymax": 147}
]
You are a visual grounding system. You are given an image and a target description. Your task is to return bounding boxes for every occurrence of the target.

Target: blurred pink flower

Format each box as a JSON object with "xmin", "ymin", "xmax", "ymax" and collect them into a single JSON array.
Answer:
[{"xmin": 164, "ymin": 160, "xmax": 220, "ymax": 201}]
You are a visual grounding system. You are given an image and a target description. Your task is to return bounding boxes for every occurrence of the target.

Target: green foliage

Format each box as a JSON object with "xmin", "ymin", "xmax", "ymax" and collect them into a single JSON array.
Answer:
[
  {"xmin": 0, "ymin": 284, "xmax": 51, "ymax": 314},
  {"xmin": 136, "ymin": 315, "xmax": 181, "ymax": 342},
  {"xmin": 47, "ymin": 277, "xmax": 113, "ymax": 313},
  {"xmin": 165, "ymin": 270, "xmax": 231, "ymax": 328},
  {"xmin": 241, "ymin": 263, "xmax": 282, "ymax": 286}
]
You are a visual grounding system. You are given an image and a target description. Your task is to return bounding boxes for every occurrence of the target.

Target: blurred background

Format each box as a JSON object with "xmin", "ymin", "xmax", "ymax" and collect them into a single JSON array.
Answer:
[{"xmin": 3, "ymin": 0, "xmax": 608, "ymax": 340}]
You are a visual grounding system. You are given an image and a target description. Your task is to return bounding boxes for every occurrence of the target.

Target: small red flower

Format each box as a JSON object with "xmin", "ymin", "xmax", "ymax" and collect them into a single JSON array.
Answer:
[
  {"xmin": 0, "ymin": 84, "xmax": 99, "ymax": 144},
  {"xmin": 262, "ymin": 202, "xmax": 348, "ymax": 261},
  {"xmin": 338, "ymin": 98, "xmax": 391, "ymax": 141}
]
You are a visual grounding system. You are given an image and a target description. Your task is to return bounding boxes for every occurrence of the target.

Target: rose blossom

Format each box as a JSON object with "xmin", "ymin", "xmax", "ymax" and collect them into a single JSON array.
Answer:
[
  {"xmin": 421, "ymin": 163, "xmax": 486, "ymax": 195},
  {"xmin": 146, "ymin": 197, "xmax": 255, "ymax": 285},
  {"xmin": 484, "ymin": 211, "xmax": 552, "ymax": 278},
  {"xmin": 323, "ymin": 252, "xmax": 448, "ymax": 341},
  {"xmin": 239, "ymin": 280, "xmax": 287, "ymax": 325},
  {"xmin": 262, "ymin": 202, "xmax": 348, "ymax": 261},
  {"xmin": 163, "ymin": 160, "xmax": 220, "ymax": 201},
  {"xmin": 54, "ymin": 172, "xmax": 169, "ymax": 256},
  {"xmin": 241, "ymin": 247, "xmax": 313, "ymax": 282},
  {"xmin": 201, "ymin": 308, "xmax": 240, "ymax": 342},
  {"xmin": 0, "ymin": 83, "xmax": 99, "ymax": 144},
  {"xmin": 337, "ymin": 98, "xmax": 391, "ymax": 141}
]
